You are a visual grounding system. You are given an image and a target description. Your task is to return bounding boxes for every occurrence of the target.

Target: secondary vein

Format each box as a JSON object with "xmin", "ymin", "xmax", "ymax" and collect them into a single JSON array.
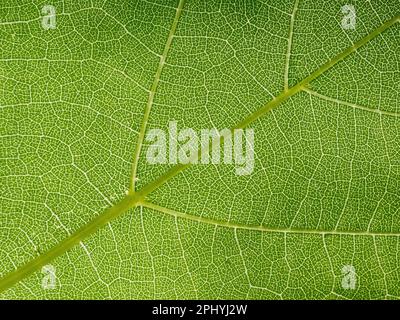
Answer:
[
  {"xmin": 129, "ymin": 0, "xmax": 186, "ymax": 192},
  {"xmin": 142, "ymin": 201, "xmax": 400, "ymax": 237},
  {"xmin": 304, "ymin": 88, "xmax": 400, "ymax": 118},
  {"xmin": 284, "ymin": 0, "xmax": 299, "ymax": 91}
]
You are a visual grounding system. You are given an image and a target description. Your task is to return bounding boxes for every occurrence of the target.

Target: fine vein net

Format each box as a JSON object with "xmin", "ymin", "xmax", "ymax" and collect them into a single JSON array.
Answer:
[{"xmin": 0, "ymin": 3, "xmax": 399, "ymax": 294}]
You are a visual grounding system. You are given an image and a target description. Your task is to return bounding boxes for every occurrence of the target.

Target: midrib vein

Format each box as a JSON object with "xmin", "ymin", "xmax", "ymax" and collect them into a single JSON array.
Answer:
[
  {"xmin": 142, "ymin": 201, "xmax": 400, "ymax": 237},
  {"xmin": 129, "ymin": 0, "xmax": 185, "ymax": 192},
  {"xmin": 0, "ymin": 14, "xmax": 398, "ymax": 294}
]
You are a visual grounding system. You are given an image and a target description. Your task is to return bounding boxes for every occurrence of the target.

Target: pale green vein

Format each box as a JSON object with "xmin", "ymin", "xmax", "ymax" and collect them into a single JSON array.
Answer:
[
  {"xmin": 284, "ymin": 0, "xmax": 299, "ymax": 91},
  {"xmin": 129, "ymin": 0, "xmax": 186, "ymax": 192},
  {"xmin": 0, "ymin": 14, "xmax": 398, "ymax": 294},
  {"xmin": 142, "ymin": 201, "xmax": 400, "ymax": 237},
  {"xmin": 304, "ymin": 88, "xmax": 400, "ymax": 118}
]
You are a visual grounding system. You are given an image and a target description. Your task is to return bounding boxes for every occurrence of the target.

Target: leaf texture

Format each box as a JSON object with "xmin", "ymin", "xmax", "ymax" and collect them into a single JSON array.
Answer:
[{"xmin": 0, "ymin": 0, "xmax": 399, "ymax": 299}]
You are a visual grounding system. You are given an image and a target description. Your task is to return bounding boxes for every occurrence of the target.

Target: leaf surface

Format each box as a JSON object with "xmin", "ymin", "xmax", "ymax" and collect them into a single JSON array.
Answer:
[{"xmin": 0, "ymin": 0, "xmax": 399, "ymax": 299}]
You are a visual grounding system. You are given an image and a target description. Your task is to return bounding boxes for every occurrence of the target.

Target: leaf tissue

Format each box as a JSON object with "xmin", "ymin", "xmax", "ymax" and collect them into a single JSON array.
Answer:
[{"xmin": 0, "ymin": 0, "xmax": 399, "ymax": 300}]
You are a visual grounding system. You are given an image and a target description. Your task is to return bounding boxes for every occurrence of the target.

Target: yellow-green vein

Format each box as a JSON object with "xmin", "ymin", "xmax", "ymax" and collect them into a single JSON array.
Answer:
[{"xmin": 142, "ymin": 201, "xmax": 400, "ymax": 237}]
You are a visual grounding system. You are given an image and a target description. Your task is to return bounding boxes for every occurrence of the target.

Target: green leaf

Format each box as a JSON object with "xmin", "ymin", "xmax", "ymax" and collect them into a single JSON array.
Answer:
[{"xmin": 0, "ymin": 0, "xmax": 399, "ymax": 299}]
